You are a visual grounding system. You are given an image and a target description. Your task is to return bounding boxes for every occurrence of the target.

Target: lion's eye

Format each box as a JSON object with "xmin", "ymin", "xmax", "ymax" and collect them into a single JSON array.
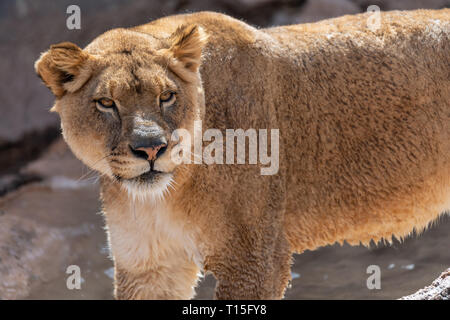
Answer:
[
  {"xmin": 159, "ymin": 91, "xmax": 176, "ymax": 109},
  {"xmin": 96, "ymin": 98, "xmax": 116, "ymax": 112}
]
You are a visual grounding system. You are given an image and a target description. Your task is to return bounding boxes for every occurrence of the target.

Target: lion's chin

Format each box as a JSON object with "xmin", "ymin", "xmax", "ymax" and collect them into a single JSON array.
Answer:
[
  {"xmin": 132, "ymin": 169, "xmax": 165, "ymax": 183},
  {"xmin": 120, "ymin": 171, "xmax": 174, "ymax": 203}
]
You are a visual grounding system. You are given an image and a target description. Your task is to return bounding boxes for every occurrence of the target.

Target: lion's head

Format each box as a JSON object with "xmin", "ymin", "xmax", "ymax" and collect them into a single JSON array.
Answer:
[{"xmin": 35, "ymin": 25, "xmax": 207, "ymax": 198}]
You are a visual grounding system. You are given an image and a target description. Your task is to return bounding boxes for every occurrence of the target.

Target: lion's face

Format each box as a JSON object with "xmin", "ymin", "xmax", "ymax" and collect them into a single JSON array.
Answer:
[{"xmin": 35, "ymin": 25, "xmax": 207, "ymax": 197}]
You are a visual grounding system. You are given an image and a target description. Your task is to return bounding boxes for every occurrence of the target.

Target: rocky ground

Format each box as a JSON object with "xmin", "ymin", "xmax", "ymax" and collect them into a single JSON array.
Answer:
[
  {"xmin": 1, "ymin": 0, "xmax": 449, "ymax": 300},
  {"xmin": 401, "ymin": 268, "xmax": 450, "ymax": 300},
  {"xmin": 0, "ymin": 139, "xmax": 112, "ymax": 299}
]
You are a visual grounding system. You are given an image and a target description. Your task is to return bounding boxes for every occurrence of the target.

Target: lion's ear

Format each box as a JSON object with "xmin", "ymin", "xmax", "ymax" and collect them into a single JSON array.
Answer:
[
  {"xmin": 35, "ymin": 42, "xmax": 93, "ymax": 98},
  {"xmin": 167, "ymin": 24, "xmax": 208, "ymax": 73}
]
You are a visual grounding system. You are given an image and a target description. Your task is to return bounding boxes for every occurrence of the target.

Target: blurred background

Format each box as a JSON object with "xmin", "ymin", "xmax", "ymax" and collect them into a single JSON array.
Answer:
[{"xmin": 0, "ymin": 0, "xmax": 449, "ymax": 299}]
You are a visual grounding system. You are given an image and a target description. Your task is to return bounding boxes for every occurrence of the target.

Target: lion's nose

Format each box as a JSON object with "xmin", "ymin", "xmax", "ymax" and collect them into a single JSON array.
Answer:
[{"xmin": 129, "ymin": 139, "xmax": 167, "ymax": 161}]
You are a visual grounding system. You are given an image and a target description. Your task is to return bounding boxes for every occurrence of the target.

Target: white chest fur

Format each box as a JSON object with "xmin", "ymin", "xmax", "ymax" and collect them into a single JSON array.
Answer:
[{"xmin": 106, "ymin": 199, "xmax": 203, "ymax": 274}]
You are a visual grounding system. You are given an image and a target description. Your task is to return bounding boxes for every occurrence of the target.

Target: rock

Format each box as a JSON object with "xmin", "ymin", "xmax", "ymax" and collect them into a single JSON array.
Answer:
[
  {"xmin": 270, "ymin": 0, "xmax": 449, "ymax": 26},
  {"xmin": 351, "ymin": 0, "xmax": 449, "ymax": 11},
  {"xmin": 22, "ymin": 138, "xmax": 86, "ymax": 179},
  {"xmin": 174, "ymin": 0, "xmax": 233, "ymax": 15},
  {"xmin": 271, "ymin": 0, "xmax": 360, "ymax": 26},
  {"xmin": 296, "ymin": 0, "xmax": 360, "ymax": 23},
  {"xmin": 220, "ymin": 0, "xmax": 277, "ymax": 11},
  {"xmin": 0, "ymin": 173, "xmax": 40, "ymax": 197},
  {"xmin": 400, "ymin": 268, "xmax": 450, "ymax": 300},
  {"xmin": 0, "ymin": 139, "xmax": 113, "ymax": 299},
  {"xmin": 0, "ymin": 0, "xmax": 179, "ymax": 145}
]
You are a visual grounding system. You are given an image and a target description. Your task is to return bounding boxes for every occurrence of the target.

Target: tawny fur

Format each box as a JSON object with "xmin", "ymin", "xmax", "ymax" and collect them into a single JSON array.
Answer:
[{"xmin": 35, "ymin": 10, "xmax": 450, "ymax": 299}]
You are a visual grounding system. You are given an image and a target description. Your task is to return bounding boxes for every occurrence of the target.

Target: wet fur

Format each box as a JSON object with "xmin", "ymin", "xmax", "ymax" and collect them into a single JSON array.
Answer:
[{"xmin": 35, "ymin": 10, "xmax": 450, "ymax": 299}]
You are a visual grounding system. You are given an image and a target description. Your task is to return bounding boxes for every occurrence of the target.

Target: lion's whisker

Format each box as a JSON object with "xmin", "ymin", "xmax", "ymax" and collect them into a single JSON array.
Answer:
[{"xmin": 76, "ymin": 154, "xmax": 112, "ymax": 183}]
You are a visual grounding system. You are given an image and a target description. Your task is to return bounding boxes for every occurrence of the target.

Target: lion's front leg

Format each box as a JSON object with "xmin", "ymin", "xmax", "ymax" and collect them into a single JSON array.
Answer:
[
  {"xmin": 113, "ymin": 260, "xmax": 199, "ymax": 300},
  {"xmin": 206, "ymin": 224, "xmax": 292, "ymax": 300}
]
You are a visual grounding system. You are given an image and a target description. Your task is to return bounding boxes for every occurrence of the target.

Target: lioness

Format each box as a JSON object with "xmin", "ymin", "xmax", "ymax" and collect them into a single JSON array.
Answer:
[{"xmin": 35, "ymin": 10, "xmax": 449, "ymax": 299}]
